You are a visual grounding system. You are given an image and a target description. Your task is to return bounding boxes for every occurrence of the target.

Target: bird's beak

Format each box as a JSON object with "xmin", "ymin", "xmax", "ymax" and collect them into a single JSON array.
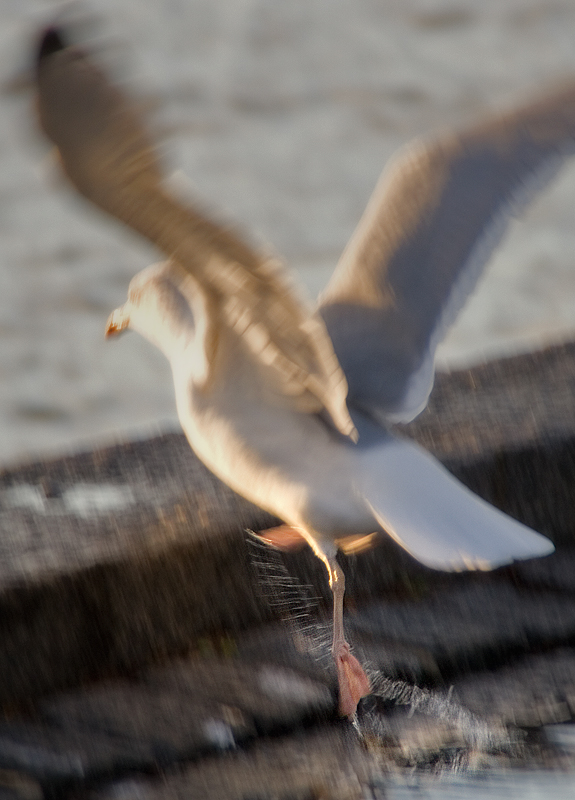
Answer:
[{"xmin": 105, "ymin": 305, "xmax": 130, "ymax": 337}]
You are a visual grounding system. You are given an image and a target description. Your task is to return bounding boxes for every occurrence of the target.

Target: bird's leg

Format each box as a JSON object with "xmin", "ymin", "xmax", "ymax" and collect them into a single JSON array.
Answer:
[
  {"xmin": 254, "ymin": 528, "xmax": 371, "ymax": 717},
  {"xmin": 326, "ymin": 556, "xmax": 371, "ymax": 718}
]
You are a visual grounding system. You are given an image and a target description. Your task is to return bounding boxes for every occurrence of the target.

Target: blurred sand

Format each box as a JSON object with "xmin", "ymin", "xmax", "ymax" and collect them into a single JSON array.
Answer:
[{"xmin": 1, "ymin": 0, "xmax": 575, "ymax": 465}]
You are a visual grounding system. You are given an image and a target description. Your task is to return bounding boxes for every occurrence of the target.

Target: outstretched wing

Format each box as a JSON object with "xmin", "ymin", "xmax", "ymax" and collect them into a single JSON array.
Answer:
[
  {"xmin": 319, "ymin": 83, "xmax": 575, "ymax": 425},
  {"xmin": 34, "ymin": 27, "xmax": 356, "ymax": 440}
]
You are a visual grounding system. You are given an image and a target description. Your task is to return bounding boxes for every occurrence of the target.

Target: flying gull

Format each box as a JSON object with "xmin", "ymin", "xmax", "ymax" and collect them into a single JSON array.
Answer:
[{"xmin": 35, "ymin": 26, "xmax": 562, "ymax": 718}]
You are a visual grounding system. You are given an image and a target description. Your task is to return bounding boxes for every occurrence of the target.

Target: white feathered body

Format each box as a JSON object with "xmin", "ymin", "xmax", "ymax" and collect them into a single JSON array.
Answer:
[
  {"xmin": 125, "ymin": 261, "xmax": 553, "ymax": 571},
  {"xmin": 172, "ymin": 311, "xmax": 376, "ymax": 556}
]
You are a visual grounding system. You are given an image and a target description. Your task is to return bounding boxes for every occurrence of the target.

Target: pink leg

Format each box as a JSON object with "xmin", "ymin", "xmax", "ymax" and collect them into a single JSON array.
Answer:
[
  {"xmin": 255, "ymin": 528, "xmax": 370, "ymax": 717},
  {"xmin": 326, "ymin": 557, "xmax": 371, "ymax": 718}
]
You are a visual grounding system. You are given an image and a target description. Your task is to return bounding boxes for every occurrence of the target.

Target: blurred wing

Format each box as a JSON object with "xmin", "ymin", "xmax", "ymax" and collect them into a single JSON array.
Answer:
[
  {"xmin": 358, "ymin": 435, "xmax": 554, "ymax": 570},
  {"xmin": 34, "ymin": 27, "xmax": 356, "ymax": 440},
  {"xmin": 319, "ymin": 83, "xmax": 575, "ymax": 424}
]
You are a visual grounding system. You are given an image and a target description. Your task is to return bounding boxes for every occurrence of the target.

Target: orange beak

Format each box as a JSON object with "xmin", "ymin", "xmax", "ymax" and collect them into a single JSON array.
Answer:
[{"xmin": 105, "ymin": 306, "xmax": 130, "ymax": 338}]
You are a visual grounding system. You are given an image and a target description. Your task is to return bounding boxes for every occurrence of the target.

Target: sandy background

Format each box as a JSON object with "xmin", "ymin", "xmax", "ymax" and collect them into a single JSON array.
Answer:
[{"xmin": 1, "ymin": 0, "xmax": 575, "ymax": 467}]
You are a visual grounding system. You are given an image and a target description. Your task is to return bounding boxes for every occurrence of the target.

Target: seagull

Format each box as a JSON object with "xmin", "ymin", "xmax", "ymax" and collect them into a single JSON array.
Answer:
[{"xmin": 34, "ymin": 26, "xmax": 562, "ymax": 718}]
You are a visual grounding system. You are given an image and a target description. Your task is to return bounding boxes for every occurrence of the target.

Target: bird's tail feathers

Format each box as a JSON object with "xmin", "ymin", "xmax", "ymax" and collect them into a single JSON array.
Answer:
[{"xmin": 356, "ymin": 436, "xmax": 554, "ymax": 571}]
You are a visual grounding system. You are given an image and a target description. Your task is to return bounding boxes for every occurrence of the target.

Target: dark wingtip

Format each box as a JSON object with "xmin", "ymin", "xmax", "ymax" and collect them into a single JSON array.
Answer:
[{"xmin": 37, "ymin": 26, "xmax": 68, "ymax": 64}]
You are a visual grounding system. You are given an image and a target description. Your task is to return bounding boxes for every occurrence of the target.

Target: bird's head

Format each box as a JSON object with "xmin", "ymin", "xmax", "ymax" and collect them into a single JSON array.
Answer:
[
  {"xmin": 105, "ymin": 304, "xmax": 130, "ymax": 337},
  {"xmin": 105, "ymin": 261, "xmax": 195, "ymax": 358}
]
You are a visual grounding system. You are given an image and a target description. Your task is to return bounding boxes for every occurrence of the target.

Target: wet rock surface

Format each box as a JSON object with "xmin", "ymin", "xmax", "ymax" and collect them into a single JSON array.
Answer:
[{"xmin": 0, "ymin": 344, "xmax": 574, "ymax": 797}]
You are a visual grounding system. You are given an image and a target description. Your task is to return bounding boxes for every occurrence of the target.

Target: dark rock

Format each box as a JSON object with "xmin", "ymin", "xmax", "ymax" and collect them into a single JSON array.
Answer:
[
  {"xmin": 40, "ymin": 681, "xmax": 254, "ymax": 764},
  {"xmin": 512, "ymin": 548, "xmax": 575, "ymax": 592},
  {"xmin": 454, "ymin": 649, "xmax": 575, "ymax": 727},
  {"xmin": 38, "ymin": 657, "xmax": 331, "ymax": 766},
  {"xmin": 0, "ymin": 770, "xmax": 41, "ymax": 800},
  {"xmin": 91, "ymin": 726, "xmax": 374, "ymax": 800},
  {"xmin": 0, "ymin": 343, "xmax": 572, "ymax": 703},
  {"xmin": 141, "ymin": 656, "xmax": 333, "ymax": 733},
  {"xmin": 349, "ymin": 581, "xmax": 575, "ymax": 680},
  {"xmin": 0, "ymin": 721, "xmax": 150, "ymax": 782}
]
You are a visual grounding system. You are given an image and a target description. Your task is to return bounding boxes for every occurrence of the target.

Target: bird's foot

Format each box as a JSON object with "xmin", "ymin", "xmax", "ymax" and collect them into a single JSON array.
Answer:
[
  {"xmin": 253, "ymin": 525, "xmax": 308, "ymax": 552},
  {"xmin": 335, "ymin": 641, "xmax": 371, "ymax": 719}
]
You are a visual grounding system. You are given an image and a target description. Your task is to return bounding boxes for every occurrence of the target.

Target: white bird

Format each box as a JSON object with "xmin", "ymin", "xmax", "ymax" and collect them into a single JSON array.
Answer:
[{"xmin": 34, "ymin": 26, "xmax": 562, "ymax": 718}]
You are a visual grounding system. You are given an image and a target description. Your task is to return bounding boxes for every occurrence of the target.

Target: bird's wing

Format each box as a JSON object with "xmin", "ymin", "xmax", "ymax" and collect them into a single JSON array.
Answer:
[
  {"xmin": 34, "ymin": 27, "xmax": 356, "ymax": 440},
  {"xmin": 319, "ymin": 83, "xmax": 575, "ymax": 424},
  {"xmin": 358, "ymin": 435, "xmax": 554, "ymax": 570}
]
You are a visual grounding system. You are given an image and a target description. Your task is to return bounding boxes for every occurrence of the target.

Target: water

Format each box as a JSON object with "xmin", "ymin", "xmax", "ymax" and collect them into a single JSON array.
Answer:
[
  {"xmin": 2, "ymin": 0, "xmax": 575, "ymax": 465},
  {"xmin": 386, "ymin": 770, "xmax": 575, "ymax": 800}
]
